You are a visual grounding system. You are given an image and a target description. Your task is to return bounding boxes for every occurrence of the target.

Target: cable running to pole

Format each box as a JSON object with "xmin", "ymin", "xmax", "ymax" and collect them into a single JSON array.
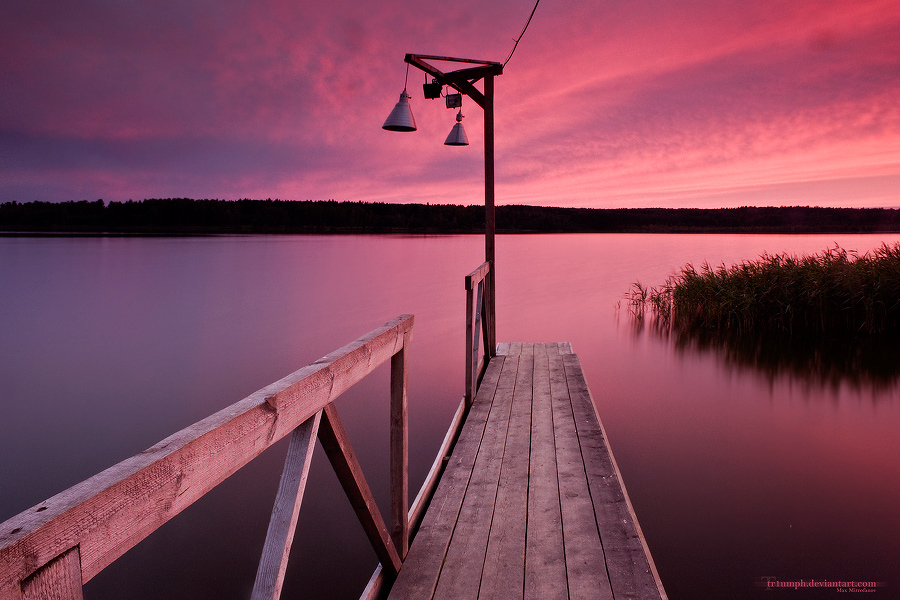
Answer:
[{"xmin": 503, "ymin": 0, "xmax": 541, "ymax": 67}]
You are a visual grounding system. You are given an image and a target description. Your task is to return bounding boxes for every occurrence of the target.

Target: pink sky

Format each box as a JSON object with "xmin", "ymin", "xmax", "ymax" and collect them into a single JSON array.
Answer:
[{"xmin": 2, "ymin": 0, "xmax": 898, "ymax": 208}]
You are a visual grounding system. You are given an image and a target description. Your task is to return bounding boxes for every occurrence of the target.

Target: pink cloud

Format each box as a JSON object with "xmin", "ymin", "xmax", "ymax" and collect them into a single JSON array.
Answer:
[{"xmin": 1, "ymin": 0, "xmax": 898, "ymax": 208}]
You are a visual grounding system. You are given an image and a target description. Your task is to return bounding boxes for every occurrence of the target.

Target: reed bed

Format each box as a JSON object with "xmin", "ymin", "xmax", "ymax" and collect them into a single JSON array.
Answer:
[
  {"xmin": 630, "ymin": 244, "xmax": 900, "ymax": 337},
  {"xmin": 627, "ymin": 244, "xmax": 900, "ymax": 390}
]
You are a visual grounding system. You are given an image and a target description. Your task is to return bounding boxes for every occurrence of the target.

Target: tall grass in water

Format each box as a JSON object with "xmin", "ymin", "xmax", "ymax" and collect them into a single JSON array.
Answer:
[
  {"xmin": 629, "ymin": 244, "xmax": 900, "ymax": 390},
  {"xmin": 630, "ymin": 244, "xmax": 900, "ymax": 337}
]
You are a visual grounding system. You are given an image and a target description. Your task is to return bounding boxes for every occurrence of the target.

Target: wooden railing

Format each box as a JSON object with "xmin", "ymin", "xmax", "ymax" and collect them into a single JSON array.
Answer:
[
  {"xmin": 0, "ymin": 315, "xmax": 415, "ymax": 600},
  {"xmin": 362, "ymin": 264, "xmax": 497, "ymax": 598},
  {"xmin": 465, "ymin": 261, "xmax": 495, "ymax": 408}
]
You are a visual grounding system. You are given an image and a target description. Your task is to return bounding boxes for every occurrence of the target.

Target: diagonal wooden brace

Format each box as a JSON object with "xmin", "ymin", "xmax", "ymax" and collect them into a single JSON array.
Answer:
[
  {"xmin": 251, "ymin": 412, "xmax": 322, "ymax": 600},
  {"xmin": 318, "ymin": 404, "xmax": 402, "ymax": 576}
]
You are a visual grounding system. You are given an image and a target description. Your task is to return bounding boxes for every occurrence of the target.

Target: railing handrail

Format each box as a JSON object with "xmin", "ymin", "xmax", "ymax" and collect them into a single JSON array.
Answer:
[
  {"xmin": 465, "ymin": 261, "xmax": 490, "ymax": 290},
  {"xmin": 0, "ymin": 315, "xmax": 414, "ymax": 600}
]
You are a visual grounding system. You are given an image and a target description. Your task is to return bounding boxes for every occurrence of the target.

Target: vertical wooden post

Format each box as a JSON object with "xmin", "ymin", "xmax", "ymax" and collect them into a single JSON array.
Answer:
[
  {"xmin": 21, "ymin": 546, "xmax": 84, "ymax": 600},
  {"xmin": 390, "ymin": 334, "xmax": 410, "ymax": 559},
  {"xmin": 466, "ymin": 279, "xmax": 476, "ymax": 407},
  {"xmin": 480, "ymin": 278, "xmax": 490, "ymax": 359},
  {"xmin": 484, "ymin": 74, "xmax": 497, "ymax": 357}
]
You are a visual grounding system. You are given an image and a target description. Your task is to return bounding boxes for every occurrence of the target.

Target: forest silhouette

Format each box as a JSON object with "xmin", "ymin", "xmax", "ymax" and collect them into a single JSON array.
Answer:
[{"xmin": 3, "ymin": 198, "xmax": 900, "ymax": 234}]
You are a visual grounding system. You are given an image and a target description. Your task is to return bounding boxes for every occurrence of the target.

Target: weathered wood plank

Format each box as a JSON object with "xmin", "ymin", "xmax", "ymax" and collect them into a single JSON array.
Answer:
[
  {"xmin": 360, "ymin": 564, "xmax": 386, "ymax": 600},
  {"xmin": 549, "ymin": 354, "xmax": 614, "ymax": 600},
  {"xmin": 480, "ymin": 283, "xmax": 491, "ymax": 367},
  {"xmin": 251, "ymin": 412, "xmax": 322, "ymax": 600},
  {"xmin": 465, "ymin": 278, "xmax": 485, "ymax": 407},
  {"xmin": 319, "ymin": 403, "xmax": 402, "ymax": 576},
  {"xmin": 484, "ymin": 267, "xmax": 496, "ymax": 358},
  {"xmin": 495, "ymin": 342, "xmax": 511, "ymax": 356},
  {"xmin": 524, "ymin": 352, "xmax": 567, "ymax": 600},
  {"xmin": 464, "ymin": 261, "xmax": 490, "ymax": 289},
  {"xmin": 540, "ymin": 342, "xmax": 561, "ymax": 355},
  {"xmin": 387, "ymin": 357, "xmax": 506, "ymax": 599},
  {"xmin": 563, "ymin": 353, "xmax": 667, "ymax": 600},
  {"xmin": 430, "ymin": 355, "xmax": 520, "ymax": 600},
  {"xmin": 479, "ymin": 351, "xmax": 533, "ymax": 599},
  {"xmin": 0, "ymin": 315, "xmax": 414, "ymax": 600},
  {"xmin": 21, "ymin": 547, "xmax": 83, "ymax": 600},
  {"xmin": 388, "ymin": 343, "xmax": 663, "ymax": 600},
  {"xmin": 391, "ymin": 331, "xmax": 412, "ymax": 559}
]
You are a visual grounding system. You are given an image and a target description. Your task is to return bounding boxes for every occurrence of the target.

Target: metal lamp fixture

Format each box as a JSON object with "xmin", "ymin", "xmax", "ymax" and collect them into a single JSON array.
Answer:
[
  {"xmin": 382, "ymin": 90, "xmax": 416, "ymax": 132},
  {"xmin": 444, "ymin": 110, "xmax": 468, "ymax": 146},
  {"xmin": 383, "ymin": 54, "xmax": 503, "ymax": 350}
]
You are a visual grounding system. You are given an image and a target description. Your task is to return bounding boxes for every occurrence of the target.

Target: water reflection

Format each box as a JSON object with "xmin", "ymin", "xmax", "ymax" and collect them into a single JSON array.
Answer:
[
  {"xmin": 632, "ymin": 312, "xmax": 900, "ymax": 396},
  {"xmin": 6, "ymin": 233, "xmax": 900, "ymax": 600}
]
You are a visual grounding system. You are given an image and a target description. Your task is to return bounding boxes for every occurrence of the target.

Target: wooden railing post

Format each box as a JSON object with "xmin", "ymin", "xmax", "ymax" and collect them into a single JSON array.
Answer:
[
  {"xmin": 485, "ymin": 265, "xmax": 496, "ymax": 358},
  {"xmin": 390, "ymin": 331, "xmax": 411, "ymax": 559},
  {"xmin": 480, "ymin": 278, "xmax": 490, "ymax": 363}
]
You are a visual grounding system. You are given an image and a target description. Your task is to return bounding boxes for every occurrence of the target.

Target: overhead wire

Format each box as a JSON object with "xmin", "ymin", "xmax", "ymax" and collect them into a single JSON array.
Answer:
[{"xmin": 503, "ymin": 0, "xmax": 541, "ymax": 67}]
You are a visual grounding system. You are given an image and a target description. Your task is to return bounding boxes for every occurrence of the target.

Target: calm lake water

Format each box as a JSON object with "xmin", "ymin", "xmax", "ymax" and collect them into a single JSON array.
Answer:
[{"xmin": 2, "ymin": 233, "xmax": 899, "ymax": 599}]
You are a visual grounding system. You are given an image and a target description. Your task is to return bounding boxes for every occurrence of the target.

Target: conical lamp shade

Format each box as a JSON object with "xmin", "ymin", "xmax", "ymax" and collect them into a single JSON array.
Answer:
[
  {"xmin": 444, "ymin": 122, "xmax": 468, "ymax": 145},
  {"xmin": 382, "ymin": 90, "xmax": 416, "ymax": 132},
  {"xmin": 444, "ymin": 112, "xmax": 469, "ymax": 146}
]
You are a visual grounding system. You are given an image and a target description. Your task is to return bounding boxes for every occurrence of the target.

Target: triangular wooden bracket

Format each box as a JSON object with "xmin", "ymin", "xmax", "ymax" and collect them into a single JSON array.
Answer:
[{"xmin": 405, "ymin": 54, "xmax": 503, "ymax": 110}]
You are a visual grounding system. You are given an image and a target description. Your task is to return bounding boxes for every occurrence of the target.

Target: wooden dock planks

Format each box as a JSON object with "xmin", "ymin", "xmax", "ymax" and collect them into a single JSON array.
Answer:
[
  {"xmin": 524, "ymin": 348, "xmax": 566, "ymax": 600},
  {"xmin": 388, "ymin": 343, "xmax": 665, "ymax": 600}
]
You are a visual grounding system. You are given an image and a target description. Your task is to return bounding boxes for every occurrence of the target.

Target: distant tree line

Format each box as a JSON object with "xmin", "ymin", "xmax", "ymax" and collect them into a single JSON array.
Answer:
[{"xmin": 2, "ymin": 198, "xmax": 900, "ymax": 234}]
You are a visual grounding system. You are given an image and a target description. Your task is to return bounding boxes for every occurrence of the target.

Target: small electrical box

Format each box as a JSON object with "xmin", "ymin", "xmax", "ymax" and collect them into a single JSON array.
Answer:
[{"xmin": 423, "ymin": 81, "xmax": 442, "ymax": 99}]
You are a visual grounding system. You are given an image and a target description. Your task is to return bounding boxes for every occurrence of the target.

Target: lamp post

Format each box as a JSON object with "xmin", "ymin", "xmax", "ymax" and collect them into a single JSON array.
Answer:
[{"xmin": 383, "ymin": 54, "xmax": 503, "ymax": 353}]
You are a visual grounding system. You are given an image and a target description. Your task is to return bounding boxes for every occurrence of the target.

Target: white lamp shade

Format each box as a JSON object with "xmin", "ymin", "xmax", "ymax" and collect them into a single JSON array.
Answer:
[
  {"xmin": 444, "ymin": 112, "xmax": 469, "ymax": 146},
  {"xmin": 382, "ymin": 90, "xmax": 417, "ymax": 132}
]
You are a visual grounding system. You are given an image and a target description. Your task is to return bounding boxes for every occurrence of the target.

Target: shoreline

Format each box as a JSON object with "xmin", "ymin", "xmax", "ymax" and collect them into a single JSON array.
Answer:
[{"xmin": 4, "ymin": 199, "xmax": 900, "ymax": 235}]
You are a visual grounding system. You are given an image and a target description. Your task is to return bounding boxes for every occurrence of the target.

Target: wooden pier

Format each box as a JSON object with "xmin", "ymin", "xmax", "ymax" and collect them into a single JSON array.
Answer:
[
  {"xmin": 0, "ymin": 262, "xmax": 666, "ymax": 600},
  {"xmin": 387, "ymin": 342, "xmax": 666, "ymax": 600}
]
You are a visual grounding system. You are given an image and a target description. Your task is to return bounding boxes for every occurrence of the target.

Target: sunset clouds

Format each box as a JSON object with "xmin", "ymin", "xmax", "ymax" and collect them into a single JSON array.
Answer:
[{"xmin": 2, "ymin": 0, "xmax": 898, "ymax": 208}]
